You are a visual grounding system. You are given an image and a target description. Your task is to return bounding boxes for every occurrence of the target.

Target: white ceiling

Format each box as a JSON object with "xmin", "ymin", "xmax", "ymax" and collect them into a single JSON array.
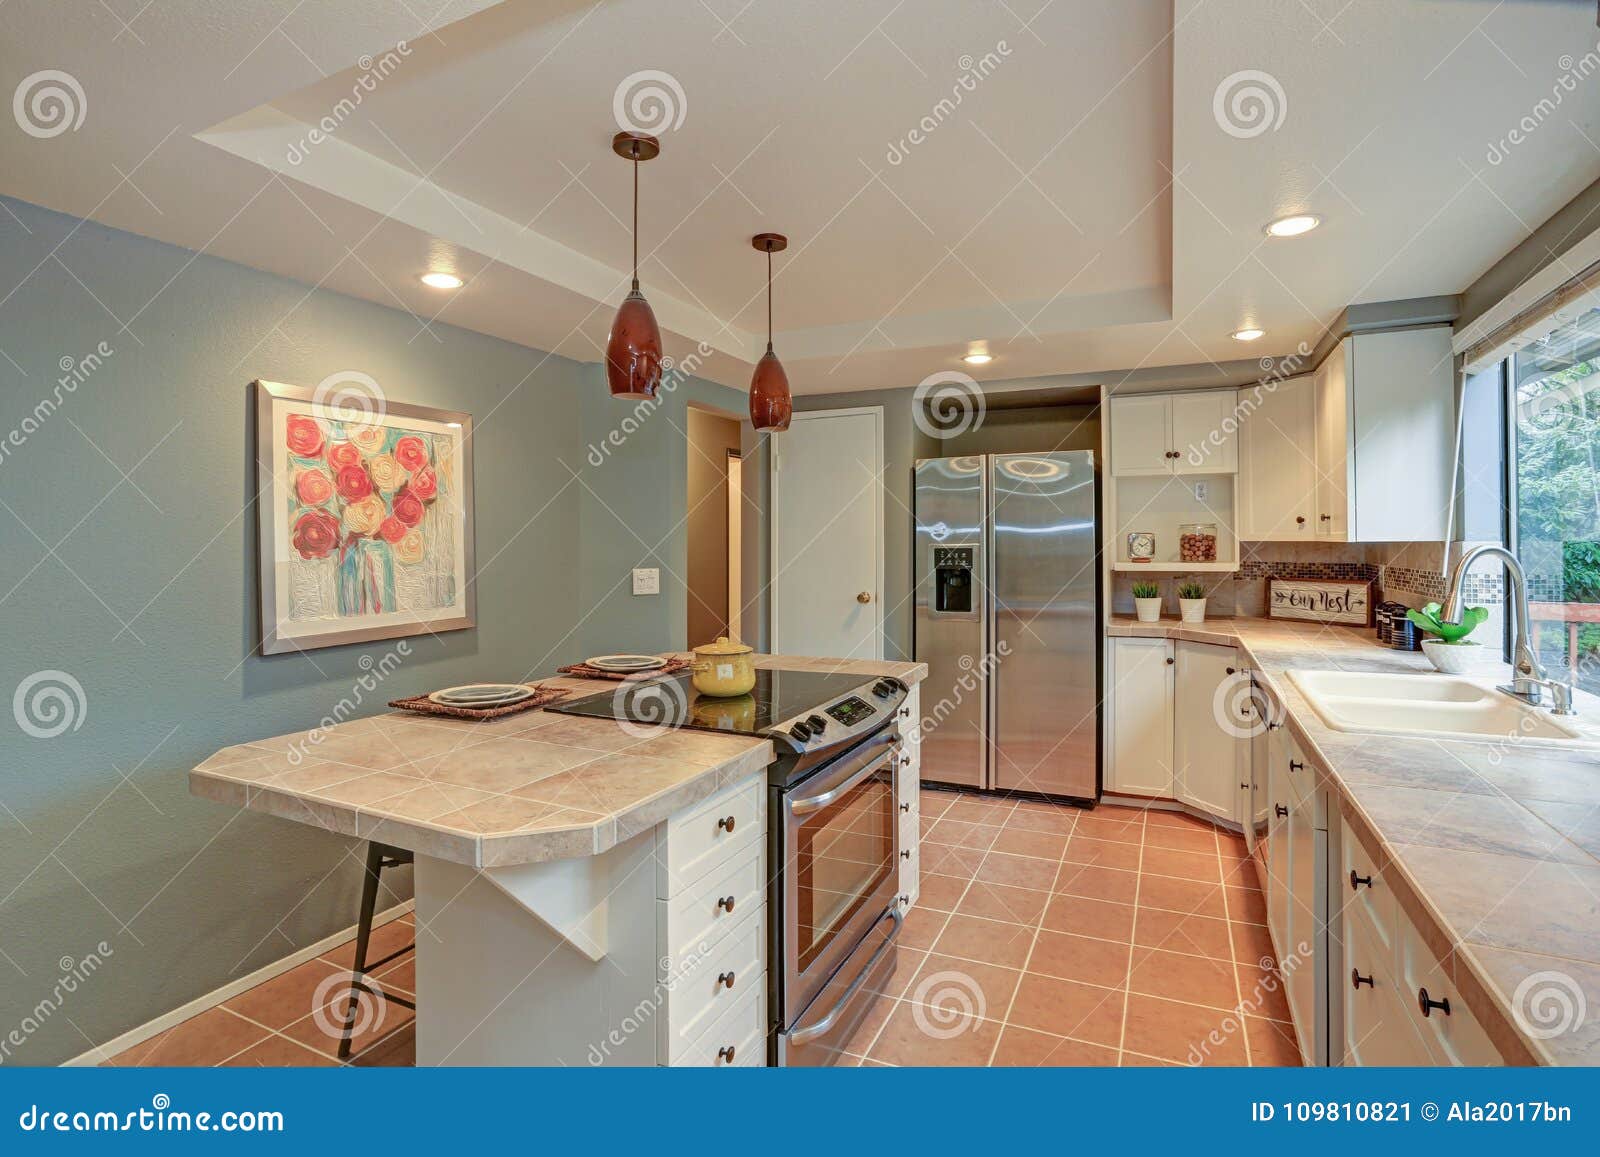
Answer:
[{"xmin": 2, "ymin": 0, "xmax": 1598, "ymax": 395}]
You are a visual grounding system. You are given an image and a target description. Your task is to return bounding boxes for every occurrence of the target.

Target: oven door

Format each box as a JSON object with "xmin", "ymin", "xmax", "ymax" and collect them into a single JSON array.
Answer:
[{"xmin": 781, "ymin": 729, "xmax": 900, "ymax": 1030}]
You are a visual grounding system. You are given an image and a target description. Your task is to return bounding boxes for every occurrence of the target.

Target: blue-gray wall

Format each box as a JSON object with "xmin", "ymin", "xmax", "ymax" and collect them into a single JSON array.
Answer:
[{"xmin": 0, "ymin": 195, "xmax": 745, "ymax": 1063}]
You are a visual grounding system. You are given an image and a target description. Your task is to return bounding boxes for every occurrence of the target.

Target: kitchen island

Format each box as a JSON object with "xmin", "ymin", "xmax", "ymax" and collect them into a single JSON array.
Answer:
[{"xmin": 190, "ymin": 654, "xmax": 927, "ymax": 1066}]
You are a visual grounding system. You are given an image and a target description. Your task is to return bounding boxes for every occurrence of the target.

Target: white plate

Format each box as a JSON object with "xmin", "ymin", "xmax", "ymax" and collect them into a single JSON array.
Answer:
[
  {"xmin": 584, "ymin": 654, "xmax": 668, "ymax": 673},
  {"xmin": 427, "ymin": 683, "xmax": 534, "ymax": 707}
]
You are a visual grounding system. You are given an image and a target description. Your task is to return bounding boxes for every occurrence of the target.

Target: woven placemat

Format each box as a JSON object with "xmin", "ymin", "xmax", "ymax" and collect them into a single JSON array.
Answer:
[
  {"xmin": 388, "ymin": 684, "xmax": 568, "ymax": 721},
  {"xmin": 556, "ymin": 656, "xmax": 693, "ymax": 682}
]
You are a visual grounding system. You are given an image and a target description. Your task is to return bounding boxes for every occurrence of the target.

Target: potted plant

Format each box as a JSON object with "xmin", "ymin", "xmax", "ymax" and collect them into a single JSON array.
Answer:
[
  {"xmin": 1177, "ymin": 581, "xmax": 1207, "ymax": 623},
  {"xmin": 1132, "ymin": 581, "xmax": 1162, "ymax": 623},
  {"xmin": 1406, "ymin": 602, "xmax": 1492, "ymax": 674}
]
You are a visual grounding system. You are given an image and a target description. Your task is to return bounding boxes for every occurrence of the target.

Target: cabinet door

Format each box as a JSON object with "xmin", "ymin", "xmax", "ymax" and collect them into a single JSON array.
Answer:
[
  {"xmin": 1285, "ymin": 799, "xmax": 1320, "ymax": 1038},
  {"xmin": 1313, "ymin": 341, "xmax": 1350, "ymax": 539},
  {"xmin": 1172, "ymin": 640, "xmax": 1239, "ymax": 820},
  {"xmin": 1347, "ymin": 327, "xmax": 1455, "ymax": 542},
  {"xmin": 1237, "ymin": 376, "xmax": 1315, "ymax": 539},
  {"xmin": 1108, "ymin": 395, "xmax": 1172, "ymax": 476},
  {"xmin": 1107, "ymin": 638, "xmax": 1174, "ymax": 797},
  {"xmin": 1264, "ymin": 732, "xmax": 1293, "ymax": 952},
  {"xmin": 1170, "ymin": 392, "xmax": 1237, "ymax": 474}
]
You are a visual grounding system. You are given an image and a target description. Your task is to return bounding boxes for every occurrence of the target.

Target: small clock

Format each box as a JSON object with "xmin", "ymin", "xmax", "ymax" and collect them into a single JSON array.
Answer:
[{"xmin": 1127, "ymin": 531, "xmax": 1155, "ymax": 561}]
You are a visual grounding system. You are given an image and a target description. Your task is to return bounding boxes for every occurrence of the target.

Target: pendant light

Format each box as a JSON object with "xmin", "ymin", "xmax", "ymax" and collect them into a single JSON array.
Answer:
[
  {"xmin": 606, "ymin": 131, "xmax": 663, "ymax": 399},
  {"xmin": 749, "ymin": 232, "xmax": 792, "ymax": 431}
]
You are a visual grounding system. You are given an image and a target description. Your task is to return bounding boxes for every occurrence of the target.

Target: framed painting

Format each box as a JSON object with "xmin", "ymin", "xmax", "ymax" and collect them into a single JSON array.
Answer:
[{"xmin": 254, "ymin": 379, "xmax": 475, "ymax": 654}]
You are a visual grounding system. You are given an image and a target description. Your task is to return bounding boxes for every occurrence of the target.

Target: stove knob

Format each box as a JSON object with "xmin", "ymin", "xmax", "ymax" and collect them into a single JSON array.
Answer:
[
  {"xmin": 789, "ymin": 722, "xmax": 811, "ymax": 742},
  {"xmin": 872, "ymin": 681, "xmax": 891, "ymax": 698},
  {"xmin": 807, "ymin": 714, "xmax": 827, "ymax": 731}
]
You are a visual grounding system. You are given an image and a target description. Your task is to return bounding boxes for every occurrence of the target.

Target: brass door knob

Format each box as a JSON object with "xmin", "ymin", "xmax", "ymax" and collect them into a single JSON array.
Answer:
[{"xmin": 857, "ymin": 591, "xmax": 872, "ymax": 604}]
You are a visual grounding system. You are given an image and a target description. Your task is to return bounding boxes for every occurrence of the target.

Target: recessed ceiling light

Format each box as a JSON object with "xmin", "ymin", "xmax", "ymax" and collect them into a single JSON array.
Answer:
[
  {"xmin": 1264, "ymin": 214, "xmax": 1320, "ymax": 238},
  {"xmin": 419, "ymin": 272, "xmax": 464, "ymax": 290},
  {"xmin": 962, "ymin": 352, "xmax": 993, "ymax": 365},
  {"xmin": 1231, "ymin": 328, "xmax": 1265, "ymax": 342}
]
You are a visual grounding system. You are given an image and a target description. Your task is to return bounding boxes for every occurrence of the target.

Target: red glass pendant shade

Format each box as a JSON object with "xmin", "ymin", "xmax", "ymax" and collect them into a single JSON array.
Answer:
[
  {"xmin": 607, "ymin": 282, "xmax": 662, "ymax": 399},
  {"xmin": 749, "ymin": 233, "xmax": 792, "ymax": 432}
]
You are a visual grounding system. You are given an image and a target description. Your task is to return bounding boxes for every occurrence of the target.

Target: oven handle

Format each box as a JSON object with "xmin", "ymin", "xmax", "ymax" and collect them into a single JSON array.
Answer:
[
  {"xmin": 787, "ymin": 904, "xmax": 903, "ymax": 1046},
  {"xmin": 788, "ymin": 734, "xmax": 899, "ymax": 817}
]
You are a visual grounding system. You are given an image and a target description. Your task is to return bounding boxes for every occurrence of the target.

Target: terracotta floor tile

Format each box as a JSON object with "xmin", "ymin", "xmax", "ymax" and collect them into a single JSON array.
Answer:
[
  {"xmin": 224, "ymin": 1034, "xmax": 337, "ymax": 1067},
  {"xmin": 919, "ymin": 842, "xmax": 987, "ymax": 878},
  {"xmin": 1074, "ymin": 815, "xmax": 1144, "ymax": 845},
  {"xmin": 351, "ymin": 1023, "xmax": 414, "ymax": 1067},
  {"xmin": 222, "ymin": 958, "xmax": 348, "ymax": 1030},
  {"xmin": 919, "ymin": 789, "xmax": 959, "ymax": 819},
  {"xmin": 1145, "ymin": 809, "xmax": 1216, "ymax": 831},
  {"xmin": 992, "ymin": 1025, "xmax": 1119, "ymax": 1067},
  {"xmin": 1128, "ymin": 946, "xmax": 1240, "ymax": 1011},
  {"xmin": 1225, "ymin": 886, "xmax": 1269, "ymax": 926},
  {"xmin": 957, "ymin": 880, "xmax": 1050, "ymax": 925},
  {"xmin": 1246, "ymin": 1016, "xmax": 1304, "ymax": 1066},
  {"xmin": 1122, "ymin": 993, "xmax": 1248, "ymax": 1066},
  {"xmin": 915, "ymin": 872, "xmax": 970, "ymax": 913},
  {"xmin": 1007, "ymin": 973, "xmax": 1124, "ymax": 1046},
  {"xmin": 281, "ymin": 991, "xmax": 416, "ymax": 1059},
  {"xmin": 942, "ymin": 798, "xmax": 1016, "ymax": 827},
  {"xmin": 924, "ymin": 817, "xmax": 1001, "ymax": 850},
  {"xmin": 1063, "ymin": 836, "xmax": 1143, "ymax": 871},
  {"xmin": 904, "ymin": 952, "xmax": 1021, "ymax": 1022},
  {"xmin": 897, "ymin": 906, "xmax": 950, "ymax": 950},
  {"xmin": 1027, "ymin": 930, "xmax": 1132, "ymax": 988},
  {"xmin": 1142, "ymin": 846, "xmax": 1222, "ymax": 882},
  {"xmin": 867, "ymin": 1000, "xmax": 1003, "ymax": 1066},
  {"xmin": 372, "ymin": 956, "xmax": 416, "ymax": 995},
  {"xmin": 109, "ymin": 1007, "xmax": 271, "ymax": 1067},
  {"xmin": 1005, "ymin": 803, "xmax": 1079, "ymax": 835},
  {"xmin": 1134, "ymin": 906, "xmax": 1234, "ymax": 960},
  {"xmin": 321, "ymin": 916, "xmax": 415, "ymax": 970},
  {"xmin": 975, "ymin": 851, "xmax": 1060, "ymax": 892},
  {"xmin": 882, "ymin": 949, "xmax": 928, "ymax": 999},
  {"xmin": 1040, "ymin": 894, "xmax": 1135, "ymax": 942},
  {"xmin": 1144, "ymin": 824, "xmax": 1221, "ymax": 854},
  {"xmin": 841, "ymin": 992, "xmax": 899, "ymax": 1057},
  {"xmin": 1236, "ymin": 961, "xmax": 1293, "ymax": 1023},
  {"xmin": 1220, "ymin": 856, "xmax": 1260, "ymax": 890},
  {"xmin": 1054, "ymin": 863, "xmax": 1140, "ymax": 905},
  {"xmin": 1138, "ymin": 874, "xmax": 1228, "ymax": 918},
  {"xmin": 990, "ymin": 827, "xmax": 1069, "ymax": 860},
  {"xmin": 1094, "ymin": 804, "xmax": 1151, "ymax": 821},
  {"xmin": 1229, "ymin": 920, "xmax": 1276, "ymax": 965},
  {"xmin": 932, "ymin": 913, "xmax": 1036, "ymax": 969}
]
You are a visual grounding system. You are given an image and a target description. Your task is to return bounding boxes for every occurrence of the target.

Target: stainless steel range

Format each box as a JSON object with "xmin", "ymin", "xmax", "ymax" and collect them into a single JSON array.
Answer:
[{"xmin": 547, "ymin": 667, "xmax": 909, "ymax": 1066}]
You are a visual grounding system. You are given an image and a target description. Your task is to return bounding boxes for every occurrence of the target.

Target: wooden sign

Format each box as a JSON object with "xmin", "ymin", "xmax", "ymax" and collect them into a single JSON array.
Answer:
[{"xmin": 1267, "ymin": 577, "xmax": 1373, "ymax": 627}]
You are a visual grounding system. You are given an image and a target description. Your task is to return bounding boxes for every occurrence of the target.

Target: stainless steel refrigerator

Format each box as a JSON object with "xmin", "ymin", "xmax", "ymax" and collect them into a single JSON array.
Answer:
[{"xmin": 913, "ymin": 451, "xmax": 1099, "ymax": 800}]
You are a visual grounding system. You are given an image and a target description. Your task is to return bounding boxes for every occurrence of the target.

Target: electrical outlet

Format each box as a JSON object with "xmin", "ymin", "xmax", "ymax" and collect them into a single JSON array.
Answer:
[
  {"xmin": 632, "ymin": 567, "xmax": 660, "ymax": 596},
  {"xmin": 1193, "ymin": 481, "xmax": 1208, "ymax": 502}
]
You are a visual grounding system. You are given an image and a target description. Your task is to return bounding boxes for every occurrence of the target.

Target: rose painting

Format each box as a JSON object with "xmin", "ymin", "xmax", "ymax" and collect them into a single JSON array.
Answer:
[{"xmin": 255, "ymin": 380, "xmax": 475, "ymax": 654}]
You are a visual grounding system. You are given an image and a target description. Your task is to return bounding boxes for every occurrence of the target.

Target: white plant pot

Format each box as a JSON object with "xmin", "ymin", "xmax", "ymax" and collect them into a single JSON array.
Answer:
[
  {"xmin": 1421, "ymin": 638, "xmax": 1491, "ymax": 675},
  {"xmin": 1134, "ymin": 597, "xmax": 1162, "ymax": 623},
  {"xmin": 1179, "ymin": 598, "xmax": 1207, "ymax": 623}
]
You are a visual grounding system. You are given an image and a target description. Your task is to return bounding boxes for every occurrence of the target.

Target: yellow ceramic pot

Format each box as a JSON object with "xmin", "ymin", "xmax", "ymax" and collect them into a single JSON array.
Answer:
[{"xmin": 691, "ymin": 637, "xmax": 756, "ymax": 697}]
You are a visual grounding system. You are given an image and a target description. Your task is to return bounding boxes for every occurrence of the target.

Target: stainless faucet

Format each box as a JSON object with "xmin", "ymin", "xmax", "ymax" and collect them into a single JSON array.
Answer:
[{"xmin": 1441, "ymin": 544, "xmax": 1576, "ymax": 715}]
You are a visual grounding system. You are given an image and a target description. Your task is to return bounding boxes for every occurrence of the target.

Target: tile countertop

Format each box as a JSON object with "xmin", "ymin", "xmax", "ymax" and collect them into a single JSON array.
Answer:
[
  {"xmin": 189, "ymin": 653, "xmax": 927, "ymax": 871},
  {"xmin": 1109, "ymin": 615, "xmax": 1600, "ymax": 1066}
]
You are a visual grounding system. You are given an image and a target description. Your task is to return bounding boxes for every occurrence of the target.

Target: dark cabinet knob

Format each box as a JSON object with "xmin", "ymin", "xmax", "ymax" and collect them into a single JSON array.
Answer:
[
  {"xmin": 1289, "ymin": 760, "xmax": 1304, "ymax": 772},
  {"xmin": 1274, "ymin": 804, "xmax": 1289, "ymax": 818},
  {"xmin": 1351, "ymin": 969, "xmax": 1374, "ymax": 989},
  {"xmin": 898, "ymin": 707, "xmax": 910, "ymax": 718},
  {"xmin": 717, "ymin": 971, "xmax": 736, "ymax": 989},
  {"xmin": 716, "ymin": 895, "xmax": 736, "ymax": 913},
  {"xmin": 1418, "ymin": 988, "xmax": 1451, "ymax": 1017},
  {"xmin": 900, "ymin": 849, "xmax": 911, "ymax": 860},
  {"xmin": 1349, "ymin": 870, "xmax": 1372, "ymax": 891},
  {"xmin": 1225, "ymin": 667, "xmax": 1236, "ymax": 675},
  {"xmin": 1296, "ymin": 516, "xmax": 1306, "ymax": 525},
  {"xmin": 718, "ymin": 815, "xmax": 736, "ymax": 833},
  {"xmin": 1320, "ymin": 513, "xmax": 1331, "ymax": 521},
  {"xmin": 900, "ymin": 801, "xmax": 910, "ymax": 812},
  {"xmin": 1166, "ymin": 656, "xmax": 1175, "ymax": 665},
  {"xmin": 899, "ymin": 893, "xmax": 910, "ymax": 905},
  {"xmin": 718, "ymin": 1045, "xmax": 736, "ymax": 1063}
]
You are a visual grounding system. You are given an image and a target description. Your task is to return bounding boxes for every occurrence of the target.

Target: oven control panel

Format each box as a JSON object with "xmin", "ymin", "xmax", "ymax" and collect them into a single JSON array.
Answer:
[
  {"xmin": 824, "ymin": 696, "xmax": 874, "ymax": 727},
  {"xmin": 771, "ymin": 677, "xmax": 906, "ymax": 753}
]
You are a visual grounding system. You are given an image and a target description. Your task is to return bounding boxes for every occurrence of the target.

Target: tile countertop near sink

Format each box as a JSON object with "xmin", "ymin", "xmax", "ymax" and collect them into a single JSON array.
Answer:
[
  {"xmin": 189, "ymin": 653, "xmax": 927, "ymax": 870},
  {"xmin": 1110, "ymin": 616, "xmax": 1600, "ymax": 1066}
]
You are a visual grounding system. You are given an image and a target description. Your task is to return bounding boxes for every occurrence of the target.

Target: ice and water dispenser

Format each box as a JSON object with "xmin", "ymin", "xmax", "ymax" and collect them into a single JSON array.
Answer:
[{"xmin": 932, "ymin": 546, "xmax": 977, "ymax": 616}]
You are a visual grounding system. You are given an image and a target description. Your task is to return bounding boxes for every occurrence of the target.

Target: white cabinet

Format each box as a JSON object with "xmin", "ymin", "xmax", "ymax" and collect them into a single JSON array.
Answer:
[
  {"xmin": 1109, "ymin": 391, "xmax": 1237, "ymax": 477},
  {"xmin": 897, "ymin": 683, "xmax": 921, "ymax": 913},
  {"xmin": 1236, "ymin": 374, "xmax": 1316, "ymax": 540},
  {"xmin": 1262, "ymin": 729, "xmax": 1327, "ymax": 1064},
  {"xmin": 1172, "ymin": 640, "xmax": 1243, "ymax": 820},
  {"xmin": 1313, "ymin": 344, "xmax": 1350, "ymax": 539},
  {"xmin": 1105, "ymin": 637, "xmax": 1175, "ymax": 797}
]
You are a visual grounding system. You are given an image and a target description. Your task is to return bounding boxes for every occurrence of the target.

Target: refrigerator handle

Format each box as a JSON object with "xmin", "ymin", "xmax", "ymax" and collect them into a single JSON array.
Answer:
[{"xmin": 983, "ymin": 458, "xmax": 996, "ymax": 792}]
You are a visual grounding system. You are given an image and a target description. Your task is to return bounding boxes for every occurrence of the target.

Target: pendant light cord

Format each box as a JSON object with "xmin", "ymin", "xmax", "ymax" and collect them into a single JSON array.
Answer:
[
  {"xmin": 766, "ymin": 248, "xmax": 774, "ymax": 354},
  {"xmin": 631, "ymin": 154, "xmax": 640, "ymax": 292}
]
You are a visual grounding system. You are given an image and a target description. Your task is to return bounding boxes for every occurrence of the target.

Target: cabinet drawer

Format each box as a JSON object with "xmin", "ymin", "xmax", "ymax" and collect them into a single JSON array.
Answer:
[
  {"xmin": 658, "ymin": 773, "xmax": 764, "ymax": 895},
  {"xmin": 1342, "ymin": 905, "xmax": 1435, "ymax": 1067},
  {"xmin": 1395, "ymin": 914, "xmax": 1502, "ymax": 1066},
  {"xmin": 663, "ymin": 913, "xmax": 765, "ymax": 1060},
  {"xmin": 898, "ymin": 810, "xmax": 919, "ymax": 909},
  {"xmin": 674, "ymin": 987, "xmax": 766, "ymax": 1067},
  {"xmin": 1339, "ymin": 821, "xmax": 1395, "ymax": 957},
  {"xmin": 661, "ymin": 843, "xmax": 764, "ymax": 969}
]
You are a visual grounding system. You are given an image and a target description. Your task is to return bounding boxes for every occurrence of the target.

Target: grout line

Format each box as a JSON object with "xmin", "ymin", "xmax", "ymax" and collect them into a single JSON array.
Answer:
[{"xmin": 1115, "ymin": 807, "xmax": 1147, "ymax": 1065}]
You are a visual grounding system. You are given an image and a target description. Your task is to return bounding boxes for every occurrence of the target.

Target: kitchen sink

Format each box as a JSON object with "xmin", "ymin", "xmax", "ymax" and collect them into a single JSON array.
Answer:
[{"xmin": 1286, "ymin": 670, "xmax": 1585, "ymax": 742}]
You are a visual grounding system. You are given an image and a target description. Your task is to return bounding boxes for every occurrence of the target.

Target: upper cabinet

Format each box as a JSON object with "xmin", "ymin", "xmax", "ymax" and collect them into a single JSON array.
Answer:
[
  {"xmin": 1236, "ymin": 326, "xmax": 1454, "ymax": 542},
  {"xmin": 1109, "ymin": 391, "xmax": 1237, "ymax": 476}
]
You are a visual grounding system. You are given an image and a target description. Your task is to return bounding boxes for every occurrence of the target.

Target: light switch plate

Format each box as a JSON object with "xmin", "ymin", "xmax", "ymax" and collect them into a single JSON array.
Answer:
[
  {"xmin": 1193, "ymin": 481, "xmax": 1208, "ymax": 502},
  {"xmin": 632, "ymin": 567, "xmax": 660, "ymax": 596}
]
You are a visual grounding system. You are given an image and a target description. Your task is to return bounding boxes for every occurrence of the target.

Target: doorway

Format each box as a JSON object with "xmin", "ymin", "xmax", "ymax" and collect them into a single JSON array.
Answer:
[{"xmin": 686, "ymin": 405, "xmax": 744, "ymax": 647}]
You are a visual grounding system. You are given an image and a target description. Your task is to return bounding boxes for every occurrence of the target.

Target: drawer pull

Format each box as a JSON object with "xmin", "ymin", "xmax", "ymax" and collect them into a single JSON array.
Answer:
[
  {"xmin": 900, "ymin": 849, "xmax": 911, "ymax": 860},
  {"xmin": 716, "ymin": 895, "xmax": 736, "ymax": 913},
  {"xmin": 1296, "ymin": 516, "xmax": 1306, "ymax": 525},
  {"xmin": 898, "ymin": 707, "xmax": 911, "ymax": 718},
  {"xmin": 1351, "ymin": 969, "xmax": 1374, "ymax": 990},
  {"xmin": 717, "ymin": 815, "xmax": 736, "ymax": 834},
  {"xmin": 1418, "ymin": 987, "xmax": 1451, "ymax": 1018},
  {"xmin": 899, "ymin": 893, "xmax": 910, "ymax": 905},
  {"xmin": 717, "ymin": 970, "xmax": 736, "ymax": 990},
  {"xmin": 718, "ymin": 1045, "xmax": 736, "ymax": 1063},
  {"xmin": 1349, "ymin": 870, "xmax": 1372, "ymax": 891},
  {"xmin": 1166, "ymin": 656, "xmax": 1175, "ymax": 665},
  {"xmin": 1274, "ymin": 804, "xmax": 1288, "ymax": 818},
  {"xmin": 1226, "ymin": 666, "xmax": 1236, "ymax": 675},
  {"xmin": 900, "ymin": 801, "xmax": 911, "ymax": 812},
  {"xmin": 1289, "ymin": 760, "xmax": 1304, "ymax": 772}
]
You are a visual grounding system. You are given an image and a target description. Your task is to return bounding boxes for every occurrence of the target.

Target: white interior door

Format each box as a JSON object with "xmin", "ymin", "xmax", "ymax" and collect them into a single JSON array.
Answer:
[{"xmin": 769, "ymin": 407, "xmax": 883, "ymax": 658}]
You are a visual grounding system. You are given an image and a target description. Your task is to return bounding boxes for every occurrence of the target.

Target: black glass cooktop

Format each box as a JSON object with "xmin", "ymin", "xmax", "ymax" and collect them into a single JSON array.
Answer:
[{"xmin": 546, "ymin": 668, "xmax": 878, "ymax": 736}]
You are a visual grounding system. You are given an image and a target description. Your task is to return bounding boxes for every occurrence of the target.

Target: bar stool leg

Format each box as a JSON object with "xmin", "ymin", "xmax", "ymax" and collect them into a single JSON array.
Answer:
[{"xmin": 338, "ymin": 841, "xmax": 384, "ymax": 1060}]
